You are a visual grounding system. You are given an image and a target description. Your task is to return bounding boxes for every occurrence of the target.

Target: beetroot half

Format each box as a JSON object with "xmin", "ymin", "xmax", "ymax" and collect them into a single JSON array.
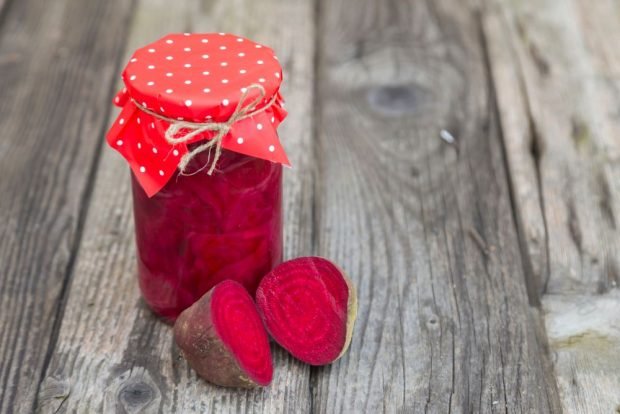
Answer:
[
  {"xmin": 255, "ymin": 257, "xmax": 358, "ymax": 366},
  {"xmin": 173, "ymin": 280, "xmax": 273, "ymax": 388}
]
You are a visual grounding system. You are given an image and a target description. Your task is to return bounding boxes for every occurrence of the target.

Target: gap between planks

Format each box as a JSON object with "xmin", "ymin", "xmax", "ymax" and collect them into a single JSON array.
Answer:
[{"xmin": 482, "ymin": 0, "xmax": 620, "ymax": 412}]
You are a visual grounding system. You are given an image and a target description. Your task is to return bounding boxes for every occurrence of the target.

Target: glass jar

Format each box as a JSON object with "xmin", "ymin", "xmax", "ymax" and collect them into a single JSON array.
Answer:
[
  {"xmin": 106, "ymin": 32, "xmax": 289, "ymax": 321},
  {"xmin": 131, "ymin": 148, "xmax": 282, "ymax": 321}
]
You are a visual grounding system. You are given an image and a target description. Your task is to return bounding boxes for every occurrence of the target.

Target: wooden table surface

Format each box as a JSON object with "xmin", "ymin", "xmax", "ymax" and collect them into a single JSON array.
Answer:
[{"xmin": 1, "ymin": 0, "xmax": 619, "ymax": 412}]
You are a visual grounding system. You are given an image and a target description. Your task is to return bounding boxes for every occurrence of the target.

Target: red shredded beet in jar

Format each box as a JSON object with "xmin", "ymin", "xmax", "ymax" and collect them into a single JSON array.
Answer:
[{"xmin": 131, "ymin": 148, "xmax": 282, "ymax": 321}]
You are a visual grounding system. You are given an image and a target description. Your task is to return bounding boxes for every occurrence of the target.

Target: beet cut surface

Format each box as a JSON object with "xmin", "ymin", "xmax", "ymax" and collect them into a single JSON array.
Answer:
[
  {"xmin": 174, "ymin": 280, "xmax": 273, "ymax": 388},
  {"xmin": 256, "ymin": 257, "xmax": 357, "ymax": 366}
]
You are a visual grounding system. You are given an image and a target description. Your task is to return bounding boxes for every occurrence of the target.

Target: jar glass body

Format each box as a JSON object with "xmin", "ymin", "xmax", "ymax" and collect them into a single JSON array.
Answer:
[{"xmin": 131, "ymin": 149, "xmax": 283, "ymax": 321}]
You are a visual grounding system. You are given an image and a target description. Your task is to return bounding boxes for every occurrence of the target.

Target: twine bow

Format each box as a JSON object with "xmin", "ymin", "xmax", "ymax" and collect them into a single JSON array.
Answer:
[{"xmin": 133, "ymin": 83, "xmax": 275, "ymax": 175}]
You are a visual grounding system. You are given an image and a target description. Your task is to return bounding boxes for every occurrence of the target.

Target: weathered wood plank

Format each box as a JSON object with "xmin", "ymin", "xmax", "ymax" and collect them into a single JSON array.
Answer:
[
  {"xmin": 479, "ymin": 1, "xmax": 548, "ymax": 300},
  {"xmin": 484, "ymin": 0, "xmax": 620, "ymax": 295},
  {"xmin": 0, "ymin": 0, "xmax": 133, "ymax": 412},
  {"xmin": 484, "ymin": 0, "xmax": 620, "ymax": 411},
  {"xmin": 543, "ymin": 291, "xmax": 620, "ymax": 413},
  {"xmin": 37, "ymin": 0, "xmax": 315, "ymax": 412},
  {"xmin": 310, "ymin": 0, "xmax": 562, "ymax": 412}
]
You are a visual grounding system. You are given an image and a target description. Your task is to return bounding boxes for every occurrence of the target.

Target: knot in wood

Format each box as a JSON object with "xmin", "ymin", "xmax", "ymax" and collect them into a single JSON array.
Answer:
[
  {"xmin": 118, "ymin": 380, "xmax": 157, "ymax": 412},
  {"xmin": 367, "ymin": 85, "xmax": 420, "ymax": 116}
]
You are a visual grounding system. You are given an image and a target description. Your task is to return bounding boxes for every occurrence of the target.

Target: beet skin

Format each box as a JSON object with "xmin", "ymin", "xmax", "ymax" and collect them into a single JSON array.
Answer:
[{"xmin": 174, "ymin": 280, "xmax": 273, "ymax": 388}]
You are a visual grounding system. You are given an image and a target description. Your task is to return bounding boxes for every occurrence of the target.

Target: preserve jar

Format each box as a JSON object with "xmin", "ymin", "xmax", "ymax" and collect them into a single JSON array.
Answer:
[{"xmin": 106, "ymin": 33, "xmax": 289, "ymax": 321}]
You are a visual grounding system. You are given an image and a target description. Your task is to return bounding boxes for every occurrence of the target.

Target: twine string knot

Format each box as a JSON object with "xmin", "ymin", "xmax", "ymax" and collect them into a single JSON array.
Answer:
[{"xmin": 133, "ymin": 83, "xmax": 273, "ymax": 175}]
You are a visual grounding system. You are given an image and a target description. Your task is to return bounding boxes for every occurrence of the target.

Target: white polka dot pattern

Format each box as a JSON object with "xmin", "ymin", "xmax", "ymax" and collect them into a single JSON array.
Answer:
[
  {"xmin": 106, "ymin": 33, "xmax": 289, "ymax": 197},
  {"xmin": 122, "ymin": 33, "xmax": 282, "ymax": 122}
]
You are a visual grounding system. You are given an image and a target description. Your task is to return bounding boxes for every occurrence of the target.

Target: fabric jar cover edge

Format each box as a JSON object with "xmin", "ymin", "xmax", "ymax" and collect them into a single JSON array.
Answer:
[{"xmin": 105, "ymin": 32, "xmax": 289, "ymax": 197}]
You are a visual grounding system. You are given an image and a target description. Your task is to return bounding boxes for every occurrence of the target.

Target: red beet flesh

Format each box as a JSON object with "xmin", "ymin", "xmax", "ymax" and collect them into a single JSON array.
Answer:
[
  {"xmin": 132, "ymin": 149, "xmax": 283, "ymax": 321},
  {"xmin": 211, "ymin": 282, "xmax": 273, "ymax": 385},
  {"xmin": 174, "ymin": 280, "xmax": 273, "ymax": 387},
  {"xmin": 256, "ymin": 257, "xmax": 357, "ymax": 365}
]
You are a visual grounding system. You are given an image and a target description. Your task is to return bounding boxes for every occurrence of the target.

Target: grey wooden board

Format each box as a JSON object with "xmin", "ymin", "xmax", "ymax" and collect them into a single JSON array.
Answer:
[
  {"xmin": 483, "ymin": 0, "xmax": 620, "ymax": 412},
  {"xmin": 0, "ymin": 0, "xmax": 133, "ymax": 412},
  {"xmin": 36, "ymin": 0, "xmax": 316, "ymax": 412},
  {"xmin": 309, "ymin": 0, "xmax": 562, "ymax": 412},
  {"xmin": 484, "ymin": 0, "xmax": 620, "ymax": 295},
  {"xmin": 5, "ymin": 0, "xmax": 618, "ymax": 411},
  {"xmin": 544, "ymin": 291, "xmax": 620, "ymax": 413}
]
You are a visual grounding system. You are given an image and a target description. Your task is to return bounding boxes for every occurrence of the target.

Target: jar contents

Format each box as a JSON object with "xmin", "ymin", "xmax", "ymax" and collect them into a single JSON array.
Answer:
[{"xmin": 131, "ymin": 149, "xmax": 283, "ymax": 321}]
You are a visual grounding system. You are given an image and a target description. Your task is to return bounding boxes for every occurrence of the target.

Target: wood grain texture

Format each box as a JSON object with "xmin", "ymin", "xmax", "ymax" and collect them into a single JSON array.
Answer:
[
  {"xmin": 36, "ymin": 0, "xmax": 316, "ymax": 412},
  {"xmin": 484, "ymin": 1, "xmax": 620, "ymax": 412},
  {"xmin": 543, "ymin": 291, "xmax": 620, "ymax": 413},
  {"xmin": 0, "ymin": 0, "xmax": 133, "ymax": 412},
  {"xmin": 483, "ymin": 0, "xmax": 620, "ymax": 295},
  {"xmin": 310, "ymin": 0, "xmax": 562, "ymax": 412}
]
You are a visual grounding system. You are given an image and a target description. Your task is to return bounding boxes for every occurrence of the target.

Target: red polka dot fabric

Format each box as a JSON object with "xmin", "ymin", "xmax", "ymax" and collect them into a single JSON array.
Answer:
[{"xmin": 106, "ymin": 33, "xmax": 289, "ymax": 197}]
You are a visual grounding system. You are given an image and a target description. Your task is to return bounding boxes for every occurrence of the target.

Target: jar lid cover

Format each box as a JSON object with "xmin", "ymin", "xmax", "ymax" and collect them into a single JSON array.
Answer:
[{"xmin": 106, "ymin": 33, "xmax": 289, "ymax": 197}]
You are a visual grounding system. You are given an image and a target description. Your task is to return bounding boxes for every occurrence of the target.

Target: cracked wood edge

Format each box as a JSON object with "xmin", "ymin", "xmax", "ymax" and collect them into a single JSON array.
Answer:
[
  {"xmin": 483, "ymin": 0, "xmax": 620, "ymax": 295},
  {"xmin": 310, "ymin": 0, "xmax": 562, "ymax": 411},
  {"xmin": 484, "ymin": 0, "xmax": 620, "ymax": 412},
  {"xmin": 36, "ymin": 0, "xmax": 316, "ymax": 412}
]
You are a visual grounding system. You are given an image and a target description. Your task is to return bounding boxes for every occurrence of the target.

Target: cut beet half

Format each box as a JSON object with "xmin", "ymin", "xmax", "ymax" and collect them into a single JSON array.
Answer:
[
  {"xmin": 256, "ymin": 257, "xmax": 358, "ymax": 366},
  {"xmin": 173, "ymin": 280, "xmax": 273, "ymax": 388}
]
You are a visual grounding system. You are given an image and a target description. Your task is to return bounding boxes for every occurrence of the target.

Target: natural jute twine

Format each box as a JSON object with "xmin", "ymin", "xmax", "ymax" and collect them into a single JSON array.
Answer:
[{"xmin": 132, "ymin": 84, "xmax": 276, "ymax": 175}]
